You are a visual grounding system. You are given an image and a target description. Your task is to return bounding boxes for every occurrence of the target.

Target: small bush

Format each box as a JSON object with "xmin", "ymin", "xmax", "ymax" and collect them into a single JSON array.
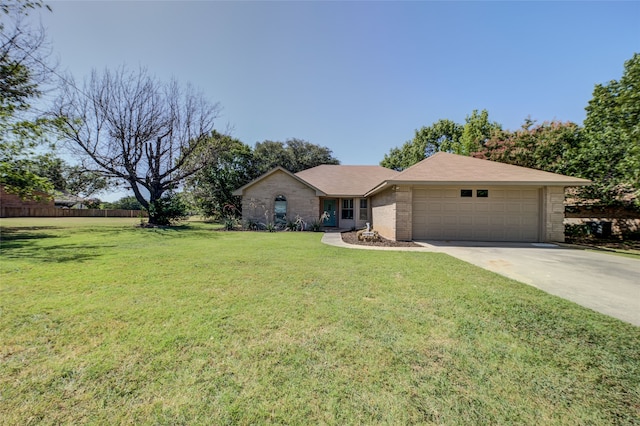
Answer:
[
  {"xmin": 622, "ymin": 229, "xmax": 640, "ymax": 241},
  {"xmin": 148, "ymin": 192, "xmax": 189, "ymax": 226},
  {"xmin": 222, "ymin": 215, "xmax": 239, "ymax": 231},
  {"xmin": 285, "ymin": 215, "xmax": 306, "ymax": 231},
  {"xmin": 309, "ymin": 220, "xmax": 322, "ymax": 232},
  {"xmin": 565, "ymin": 224, "xmax": 591, "ymax": 239},
  {"xmin": 245, "ymin": 219, "xmax": 261, "ymax": 231}
]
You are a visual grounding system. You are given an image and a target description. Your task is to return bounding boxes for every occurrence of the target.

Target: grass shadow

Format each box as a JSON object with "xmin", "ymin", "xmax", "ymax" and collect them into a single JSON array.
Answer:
[
  {"xmin": 1, "ymin": 227, "xmax": 114, "ymax": 263},
  {"xmin": 1, "ymin": 227, "xmax": 62, "ymax": 247},
  {"xmin": 136, "ymin": 222, "xmax": 223, "ymax": 239},
  {"xmin": 1, "ymin": 242, "xmax": 116, "ymax": 263}
]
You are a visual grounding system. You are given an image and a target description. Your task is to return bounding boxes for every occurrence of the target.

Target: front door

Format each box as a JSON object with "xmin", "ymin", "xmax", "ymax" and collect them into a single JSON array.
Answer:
[{"xmin": 322, "ymin": 199, "xmax": 337, "ymax": 227}]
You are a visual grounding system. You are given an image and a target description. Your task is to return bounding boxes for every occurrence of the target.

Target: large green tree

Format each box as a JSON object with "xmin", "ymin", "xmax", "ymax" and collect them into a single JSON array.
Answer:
[
  {"xmin": 0, "ymin": 0, "xmax": 56, "ymax": 199},
  {"xmin": 577, "ymin": 53, "xmax": 640, "ymax": 204},
  {"xmin": 457, "ymin": 109, "xmax": 502, "ymax": 155},
  {"xmin": 381, "ymin": 119, "xmax": 463, "ymax": 171},
  {"xmin": 381, "ymin": 111, "xmax": 500, "ymax": 170},
  {"xmin": 33, "ymin": 155, "xmax": 110, "ymax": 198},
  {"xmin": 474, "ymin": 119, "xmax": 583, "ymax": 176},
  {"xmin": 184, "ymin": 137, "xmax": 340, "ymax": 218},
  {"xmin": 252, "ymin": 138, "xmax": 339, "ymax": 175},
  {"xmin": 184, "ymin": 132, "xmax": 254, "ymax": 218}
]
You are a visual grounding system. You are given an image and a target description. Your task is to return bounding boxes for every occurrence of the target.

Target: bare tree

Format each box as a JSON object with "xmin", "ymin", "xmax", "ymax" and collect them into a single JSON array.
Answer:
[{"xmin": 54, "ymin": 67, "xmax": 222, "ymax": 224}]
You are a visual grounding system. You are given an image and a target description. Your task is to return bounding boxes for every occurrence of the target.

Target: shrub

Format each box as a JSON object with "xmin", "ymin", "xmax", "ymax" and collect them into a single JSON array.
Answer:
[
  {"xmin": 285, "ymin": 215, "xmax": 306, "ymax": 231},
  {"xmin": 309, "ymin": 220, "xmax": 322, "ymax": 232},
  {"xmin": 245, "ymin": 219, "xmax": 261, "ymax": 231},
  {"xmin": 222, "ymin": 215, "xmax": 239, "ymax": 231},
  {"xmin": 148, "ymin": 192, "xmax": 189, "ymax": 226},
  {"xmin": 565, "ymin": 223, "xmax": 591, "ymax": 239}
]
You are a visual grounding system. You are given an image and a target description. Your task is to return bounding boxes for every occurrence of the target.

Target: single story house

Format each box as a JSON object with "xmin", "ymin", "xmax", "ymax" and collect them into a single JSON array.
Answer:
[{"xmin": 232, "ymin": 152, "xmax": 591, "ymax": 242}]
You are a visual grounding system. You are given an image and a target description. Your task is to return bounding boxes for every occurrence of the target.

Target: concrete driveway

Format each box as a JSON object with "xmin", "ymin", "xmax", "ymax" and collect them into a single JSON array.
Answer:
[{"xmin": 420, "ymin": 241, "xmax": 640, "ymax": 327}]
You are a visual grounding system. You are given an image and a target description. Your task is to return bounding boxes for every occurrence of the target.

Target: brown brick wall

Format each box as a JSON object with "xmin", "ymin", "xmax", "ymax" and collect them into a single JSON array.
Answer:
[
  {"xmin": 371, "ymin": 187, "xmax": 396, "ymax": 240},
  {"xmin": 241, "ymin": 170, "xmax": 319, "ymax": 226},
  {"xmin": 0, "ymin": 186, "xmax": 53, "ymax": 208},
  {"xmin": 395, "ymin": 185, "xmax": 412, "ymax": 241}
]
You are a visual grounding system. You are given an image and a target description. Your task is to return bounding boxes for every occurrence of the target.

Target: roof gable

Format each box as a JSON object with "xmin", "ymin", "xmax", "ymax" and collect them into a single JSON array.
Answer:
[{"xmin": 232, "ymin": 167, "xmax": 326, "ymax": 196}]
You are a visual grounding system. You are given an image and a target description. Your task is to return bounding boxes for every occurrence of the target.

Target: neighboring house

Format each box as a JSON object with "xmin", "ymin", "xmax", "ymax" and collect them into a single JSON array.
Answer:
[
  {"xmin": 0, "ymin": 186, "xmax": 54, "ymax": 209},
  {"xmin": 54, "ymin": 192, "xmax": 87, "ymax": 209},
  {"xmin": 233, "ymin": 152, "xmax": 591, "ymax": 242}
]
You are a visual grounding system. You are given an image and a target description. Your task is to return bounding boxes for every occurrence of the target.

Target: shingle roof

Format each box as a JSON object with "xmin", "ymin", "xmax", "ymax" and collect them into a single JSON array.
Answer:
[
  {"xmin": 295, "ymin": 165, "xmax": 399, "ymax": 196},
  {"xmin": 390, "ymin": 152, "xmax": 592, "ymax": 186}
]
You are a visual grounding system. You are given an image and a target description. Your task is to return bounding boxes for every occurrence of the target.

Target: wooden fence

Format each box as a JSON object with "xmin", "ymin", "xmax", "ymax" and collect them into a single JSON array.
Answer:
[{"xmin": 1, "ymin": 207, "xmax": 147, "ymax": 218}]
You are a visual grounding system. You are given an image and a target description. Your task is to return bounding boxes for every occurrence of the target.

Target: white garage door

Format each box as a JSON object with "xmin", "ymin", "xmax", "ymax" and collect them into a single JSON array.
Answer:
[{"xmin": 412, "ymin": 187, "xmax": 540, "ymax": 242}]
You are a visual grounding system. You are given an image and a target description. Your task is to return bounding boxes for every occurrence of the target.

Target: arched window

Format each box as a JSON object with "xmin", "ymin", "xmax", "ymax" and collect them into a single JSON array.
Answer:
[{"xmin": 274, "ymin": 195, "xmax": 287, "ymax": 225}]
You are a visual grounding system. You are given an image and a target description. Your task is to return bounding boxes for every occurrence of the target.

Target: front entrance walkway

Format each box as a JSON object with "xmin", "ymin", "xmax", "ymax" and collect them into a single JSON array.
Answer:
[{"xmin": 321, "ymin": 232, "xmax": 640, "ymax": 327}]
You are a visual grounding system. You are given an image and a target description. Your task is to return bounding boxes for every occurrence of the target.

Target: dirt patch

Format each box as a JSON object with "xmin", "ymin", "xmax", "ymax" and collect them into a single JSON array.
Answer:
[{"xmin": 340, "ymin": 231, "xmax": 421, "ymax": 248}]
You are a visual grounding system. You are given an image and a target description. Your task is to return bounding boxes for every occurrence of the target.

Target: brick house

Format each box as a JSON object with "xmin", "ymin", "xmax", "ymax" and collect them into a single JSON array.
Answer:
[
  {"xmin": 233, "ymin": 152, "xmax": 590, "ymax": 242},
  {"xmin": 0, "ymin": 186, "xmax": 54, "ymax": 217}
]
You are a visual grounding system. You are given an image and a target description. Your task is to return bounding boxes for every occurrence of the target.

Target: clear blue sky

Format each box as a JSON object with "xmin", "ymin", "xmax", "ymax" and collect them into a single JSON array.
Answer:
[{"xmin": 30, "ymin": 1, "xmax": 639, "ymax": 199}]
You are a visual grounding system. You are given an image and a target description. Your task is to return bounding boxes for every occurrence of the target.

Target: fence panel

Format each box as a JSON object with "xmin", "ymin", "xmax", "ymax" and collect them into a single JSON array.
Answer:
[{"xmin": 1, "ymin": 207, "xmax": 147, "ymax": 218}]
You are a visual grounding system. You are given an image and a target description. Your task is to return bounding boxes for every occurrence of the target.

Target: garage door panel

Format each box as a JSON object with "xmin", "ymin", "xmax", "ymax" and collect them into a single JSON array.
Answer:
[
  {"xmin": 459, "ymin": 203, "xmax": 473, "ymax": 212},
  {"xmin": 475, "ymin": 217, "xmax": 489, "ymax": 226},
  {"xmin": 443, "ymin": 216, "xmax": 458, "ymax": 225},
  {"xmin": 459, "ymin": 216, "xmax": 473, "ymax": 225},
  {"xmin": 443, "ymin": 203, "xmax": 458, "ymax": 212},
  {"xmin": 490, "ymin": 216, "xmax": 504, "ymax": 225},
  {"xmin": 412, "ymin": 187, "xmax": 540, "ymax": 242},
  {"xmin": 427, "ymin": 216, "xmax": 442, "ymax": 225},
  {"xmin": 506, "ymin": 216, "xmax": 521, "ymax": 226}
]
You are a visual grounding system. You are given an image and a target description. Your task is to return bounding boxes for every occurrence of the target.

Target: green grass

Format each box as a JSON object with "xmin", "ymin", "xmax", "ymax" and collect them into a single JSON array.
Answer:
[{"xmin": 1, "ymin": 218, "xmax": 639, "ymax": 425}]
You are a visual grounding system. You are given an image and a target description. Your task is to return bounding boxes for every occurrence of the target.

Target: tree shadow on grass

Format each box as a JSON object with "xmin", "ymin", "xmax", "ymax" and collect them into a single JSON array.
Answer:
[
  {"xmin": 0, "ymin": 227, "xmax": 113, "ymax": 263},
  {"xmin": 1, "ymin": 227, "xmax": 61, "ymax": 246},
  {"xmin": 136, "ymin": 222, "xmax": 224, "ymax": 239}
]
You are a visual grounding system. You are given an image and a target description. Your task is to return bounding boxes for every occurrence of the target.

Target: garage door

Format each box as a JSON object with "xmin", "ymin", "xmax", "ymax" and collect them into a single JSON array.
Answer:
[{"xmin": 412, "ymin": 187, "xmax": 540, "ymax": 242}]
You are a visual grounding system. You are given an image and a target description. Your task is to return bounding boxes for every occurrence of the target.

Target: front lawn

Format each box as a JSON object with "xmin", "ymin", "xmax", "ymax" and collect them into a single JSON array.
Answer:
[{"xmin": 1, "ymin": 218, "xmax": 639, "ymax": 424}]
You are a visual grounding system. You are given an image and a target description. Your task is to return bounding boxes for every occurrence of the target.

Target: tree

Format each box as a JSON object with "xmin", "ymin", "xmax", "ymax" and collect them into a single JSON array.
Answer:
[
  {"xmin": 183, "ymin": 137, "xmax": 339, "ymax": 219},
  {"xmin": 578, "ymin": 53, "xmax": 640, "ymax": 205},
  {"xmin": 474, "ymin": 119, "xmax": 583, "ymax": 176},
  {"xmin": 54, "ymin": 66, "xmax": 222, "ymax": 225},
  {"xmin": 381, "ymin": 119, "xmax": 463, "ymax": 170},
  {"xmin": 457, "ymin": 109, "xmax": 502, "ymax": 155},
  {"xmin": 184, "ymin": 132, "xmax": 254, "ymax": 218},
  {"xmin": 33, "ymin": 155, "xmax": 110, "ymax": 197},
  {"xmin": 252, "ymin": 138, "xmax": 339, "ymax": 175},
  {"xmin": 104, "ymin": 195, "xmax": 144, "ymax": 210},
  {"xmin": 0, "ymin": 0, "xmax": 56, "ymax": 199}
]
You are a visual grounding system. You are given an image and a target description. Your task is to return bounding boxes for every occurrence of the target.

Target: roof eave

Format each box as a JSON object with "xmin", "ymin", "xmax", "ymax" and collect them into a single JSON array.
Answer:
[
  {"xmin": 364, "ymin": 181, "xmax": 392, "ymax": 197},
  {"xmin": 384, "ymin": 180, "xmax": 592, "ymax": 187}
]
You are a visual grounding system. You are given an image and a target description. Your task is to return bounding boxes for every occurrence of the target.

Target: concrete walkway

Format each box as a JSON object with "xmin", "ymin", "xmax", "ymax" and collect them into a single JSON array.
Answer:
[{"xmin": 321, "ymin": 232, "xmax": 640, "ymax": 327}]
